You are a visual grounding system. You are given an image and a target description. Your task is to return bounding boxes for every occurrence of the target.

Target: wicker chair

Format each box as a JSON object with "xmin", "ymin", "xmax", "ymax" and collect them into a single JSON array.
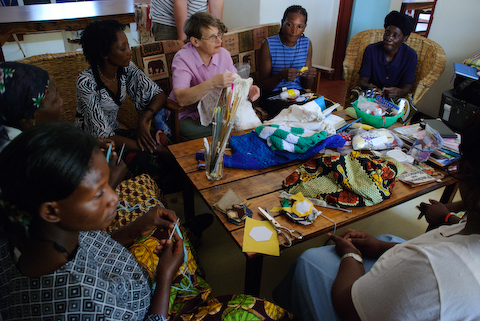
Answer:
[
  {"xmin": 18, "ymin": 51, "xmax": 178, "ymax": 134},
  {"xmin": 343, "ymin": 29, "xmax": 446, "ymax": 106}
]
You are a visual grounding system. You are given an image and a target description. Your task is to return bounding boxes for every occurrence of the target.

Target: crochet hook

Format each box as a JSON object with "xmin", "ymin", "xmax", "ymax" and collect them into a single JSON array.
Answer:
[
  {"xmin": 105, "ymin": 144, "xmax": 113, "ymax": 162},
  {"xmin": 117, "ymin": 143, "xmax": 126, "ymax": 164}
]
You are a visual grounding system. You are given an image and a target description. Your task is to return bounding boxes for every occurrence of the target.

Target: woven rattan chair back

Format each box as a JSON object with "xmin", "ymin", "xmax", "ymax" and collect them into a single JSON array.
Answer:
[
  {"xmin": 18, "ymin": 51, "xmax": 139, "ymax": 130},
  {"xmin": 343, "ymin": 29, "xmax": 446, "ymax": 106}
]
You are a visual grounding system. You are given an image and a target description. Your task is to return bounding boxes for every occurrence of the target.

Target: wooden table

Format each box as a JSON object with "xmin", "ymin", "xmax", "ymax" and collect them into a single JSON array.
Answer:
[
  {"xmin": 0, "ymin": 0, "xmax": 138, "ymax": 61},
  {"xmin": 168, "ymin": 111, "xmax": 457, "ymax": 296}
]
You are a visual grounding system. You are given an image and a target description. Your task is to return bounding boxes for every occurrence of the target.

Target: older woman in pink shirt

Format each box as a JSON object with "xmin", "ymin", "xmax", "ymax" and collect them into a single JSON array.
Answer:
[{"xmin": 169, "ymin": 12, "xmax": 260, "ymax": 140}]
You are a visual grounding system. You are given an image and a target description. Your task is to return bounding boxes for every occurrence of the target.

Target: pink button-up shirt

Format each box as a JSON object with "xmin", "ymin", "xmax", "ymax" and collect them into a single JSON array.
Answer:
[{"xmin": 169, "ymin": 42, "xmax": 236, "ymax": 120}]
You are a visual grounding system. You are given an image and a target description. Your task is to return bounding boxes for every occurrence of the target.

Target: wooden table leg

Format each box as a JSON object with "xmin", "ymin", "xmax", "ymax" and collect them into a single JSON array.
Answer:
[
  {"xmin": 244, "ymin": 255, "xmax": 263, "ymax": 296},
  {"xmin": 440, "ymin": 182, "xmax": 458, "ymax": 204},
  {"xmin": 183, "ymin": 176, "xmax": 195, "ymax": 222}
]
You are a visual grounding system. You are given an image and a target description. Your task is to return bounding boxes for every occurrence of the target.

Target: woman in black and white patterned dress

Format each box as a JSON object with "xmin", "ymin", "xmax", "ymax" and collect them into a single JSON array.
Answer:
[{"xmin": 76, "ymin": 19, "xmax": 179, "ymax": 192}]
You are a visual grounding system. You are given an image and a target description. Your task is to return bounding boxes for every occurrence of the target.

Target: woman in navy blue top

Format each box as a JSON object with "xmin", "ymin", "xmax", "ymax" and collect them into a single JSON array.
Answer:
[{"xmin": 354, "ymin": 11, "xmax": 418, "ymax": 124}]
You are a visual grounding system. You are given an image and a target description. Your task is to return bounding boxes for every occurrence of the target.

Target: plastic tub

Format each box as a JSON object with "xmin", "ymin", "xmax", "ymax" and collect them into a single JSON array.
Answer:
[{"xmin": 353, "ymin": 98, "xmax": 402, "ymax": 128}]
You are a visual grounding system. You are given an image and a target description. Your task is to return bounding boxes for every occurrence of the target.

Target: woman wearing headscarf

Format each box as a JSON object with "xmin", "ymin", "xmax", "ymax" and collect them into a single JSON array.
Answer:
[
  {"xmin": 351, "ymin": 11, "xmax": 418, "ymax": 124},
  {"xmin": 0, "ymin": 61, "xmax": 63, "ymax": 151}
]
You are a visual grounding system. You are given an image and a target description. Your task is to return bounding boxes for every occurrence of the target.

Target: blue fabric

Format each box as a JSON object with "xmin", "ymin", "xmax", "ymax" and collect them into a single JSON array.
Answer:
[
  {"xmin": 267, "ymin": 34, "xmax": 310, "ymax": 92},
  {"xmin": 272, "ymin": 234, "xmax": 406, "ymax": 321},
  {"xmin": 358, "ymin": 42, "xmax": 417, "ymax": 89},
  {"xmin": 221, "ymin": 131, "xmax": 345, "ymax": 169}
]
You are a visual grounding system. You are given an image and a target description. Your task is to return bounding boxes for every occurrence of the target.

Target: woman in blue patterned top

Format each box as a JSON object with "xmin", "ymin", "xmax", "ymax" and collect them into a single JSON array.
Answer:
[
  {"xmin": 0, "ymin": 122, "xmax": 296, "ymax": 321},
  {"xmin": 0, "ymin": 122, "xmax": 183, "ymax": 320},
  {"xmin": 257, "ymin": 5, "xmax": 317, "ymax": 118}
]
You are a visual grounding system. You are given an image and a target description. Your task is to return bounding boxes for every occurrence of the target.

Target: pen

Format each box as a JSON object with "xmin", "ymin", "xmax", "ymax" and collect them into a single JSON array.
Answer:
[
  {"xmin": 105, "ymin": 144, "xmax": 113, "ymax": 162},
  {"xmin": 117, "ymin": 143, "xmax": 126, "ymax": 164}
]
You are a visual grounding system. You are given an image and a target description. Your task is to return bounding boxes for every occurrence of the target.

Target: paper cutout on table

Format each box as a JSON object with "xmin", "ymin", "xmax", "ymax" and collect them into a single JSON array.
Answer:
[
  {"xmin": 249, "ymin": 226, "xmax": 273, "ymax": 242},
  {"xmin": 242, "ymin": 217, "xmax": 279, "ymax": 256}
]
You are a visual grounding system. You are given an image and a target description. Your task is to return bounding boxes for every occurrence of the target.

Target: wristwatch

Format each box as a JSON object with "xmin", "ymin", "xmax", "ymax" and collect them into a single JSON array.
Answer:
[{"xmin": 341, "ymin": 252, "xmax": 363, "ymax": 264}]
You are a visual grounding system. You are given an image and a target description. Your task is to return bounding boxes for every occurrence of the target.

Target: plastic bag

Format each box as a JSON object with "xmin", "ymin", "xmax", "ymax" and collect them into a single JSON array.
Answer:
[
  {"xmin": 352, "ymin": 128, "xmax": 403, "ymax": 150},
  {"xmin": 408, "ymin": 124, "xmax": 443, "ymax": 163}
]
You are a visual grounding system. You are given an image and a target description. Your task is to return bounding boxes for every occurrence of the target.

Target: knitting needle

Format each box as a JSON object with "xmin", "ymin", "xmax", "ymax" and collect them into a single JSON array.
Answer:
[
  {"xmin": 117, "ymin": 143, "xmax": 126, "ymax": 164},
  {"xmin": 105, "ymin": 144, "xmax": 113, "ymax": 162},
  {"xmin": 169, "ymin": 218, "xmax": 180, "ymax": 240}
]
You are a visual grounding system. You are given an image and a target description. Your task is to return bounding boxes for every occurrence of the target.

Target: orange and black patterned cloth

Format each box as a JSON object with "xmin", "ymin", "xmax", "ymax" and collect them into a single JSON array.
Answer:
[{"xmin": 283, "ymin": 151, "xmax": 405, "ymax": 207}]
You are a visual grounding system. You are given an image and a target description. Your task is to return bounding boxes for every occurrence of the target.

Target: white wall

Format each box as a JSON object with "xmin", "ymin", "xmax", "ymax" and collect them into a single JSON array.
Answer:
[
  {"xmin": 407, "ymin": 0, "xmax": 480, "ymax": 116},
  {"xmin": 223, "ymin": 0, "xmax": 340, "ymax": 67}
]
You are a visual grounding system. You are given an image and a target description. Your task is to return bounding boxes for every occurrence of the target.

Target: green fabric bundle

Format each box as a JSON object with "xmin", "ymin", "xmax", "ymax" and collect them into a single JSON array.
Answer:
[{"xmin": 255, "ymin": 124, "xmax": 327, "ymax": 153}]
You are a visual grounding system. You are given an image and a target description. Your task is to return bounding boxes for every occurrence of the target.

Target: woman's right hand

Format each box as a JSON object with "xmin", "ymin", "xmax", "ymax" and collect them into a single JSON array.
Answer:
[
  {"xmin": 341, "ymin": 229, "xmax": 395, "ymax": 259},
  {"xmin": 279, "ymin": 68, "xmax": 300, "ymax": 82},
  {"xmin": 211, "ymin": 72, "xmax": 236, "ymax": 89},
  {"xmin": 155, "ymin": 233, "xmax": 184, "ymax": 282}
]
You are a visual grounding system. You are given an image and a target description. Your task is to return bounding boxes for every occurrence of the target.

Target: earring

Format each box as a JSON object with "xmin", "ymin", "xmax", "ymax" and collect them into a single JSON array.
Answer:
[{"xmin": 33, "ymin": 120, "xmax": 36, "ymax": 126}]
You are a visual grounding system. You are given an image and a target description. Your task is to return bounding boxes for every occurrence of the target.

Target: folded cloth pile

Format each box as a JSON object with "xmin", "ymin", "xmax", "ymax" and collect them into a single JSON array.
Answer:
[
  {"xmin": 283, "ymin": 151, "xmax": 405, "ymax": 207},
  {"xmin": 255, "ymin": 125, "xmax": 327, "ymax": 153},
  {"xmin": 221, "ymin": 131, "xmax": 345, "ymax": 170}
]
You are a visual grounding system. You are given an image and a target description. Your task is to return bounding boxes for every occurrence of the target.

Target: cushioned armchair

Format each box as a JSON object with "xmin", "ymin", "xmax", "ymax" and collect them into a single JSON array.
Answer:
[{"xmin": 343, "ymin": 28, "xmax": 446, "ymax": 106}]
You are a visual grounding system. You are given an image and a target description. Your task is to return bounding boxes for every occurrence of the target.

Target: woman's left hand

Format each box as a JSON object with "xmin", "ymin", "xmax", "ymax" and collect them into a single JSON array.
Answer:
[
  {"xmin": 328, "ymin": 232, "xmax": 361, "ymax": 257},
  {"xmin": 136, "ymin": 119, "xmax": 157, "ymax": 153},
  {"xmin": 131, "ymin": 206, "xmax": 178, "ymax": 239},
  {"xmin": 383, "ymin": 87, "xmax": 400, "ymax": 99},
  {"xmin": 248, "ymin": 85, "xmax": 260, "ymax": 102},
  {"xmin": 299, "ymin": 67, "xmax": 317, "ymax": 80}
]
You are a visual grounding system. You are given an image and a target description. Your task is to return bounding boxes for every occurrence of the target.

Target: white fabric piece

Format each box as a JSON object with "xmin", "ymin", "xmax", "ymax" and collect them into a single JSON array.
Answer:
[
  {"xmin": 352, "ymin": 221, "xmax": 480, "ymax": 321},
  {"xmin": 233, "ymin": 99, "xmax": 262, "ymax": 130},
  {"xmin": 197, "ymin": 74, "xmax": 254, "ymax": 128},
  {"xmin": 295, "ymin": 199, "xmax": 312, "ymax": 215},
  {"xmin": 264, "ymin": 100, "xmax": 336, "ymax": 136}
]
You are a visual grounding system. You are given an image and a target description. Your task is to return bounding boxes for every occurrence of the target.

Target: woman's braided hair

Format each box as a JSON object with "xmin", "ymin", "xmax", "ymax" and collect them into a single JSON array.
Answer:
[{"xmin": 0, "ymin": 122, "xmax": 98, "ymax": 237}]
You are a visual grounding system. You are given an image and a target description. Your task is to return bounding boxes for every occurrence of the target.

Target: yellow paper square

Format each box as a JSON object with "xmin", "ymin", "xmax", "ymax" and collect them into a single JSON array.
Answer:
[{"xmin": 242, "ymin": 217, "xmax": 279, "ymax": 256}]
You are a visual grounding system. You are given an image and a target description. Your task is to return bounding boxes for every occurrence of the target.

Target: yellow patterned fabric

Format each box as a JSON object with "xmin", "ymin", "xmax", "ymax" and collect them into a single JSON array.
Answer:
[
  {"xmin": 105, "ymin": 174, "xmax": 293, "ymax": 320},
  {"xmin": 104, "ymin": 173, "xmax": 166, "ymax": 234}
]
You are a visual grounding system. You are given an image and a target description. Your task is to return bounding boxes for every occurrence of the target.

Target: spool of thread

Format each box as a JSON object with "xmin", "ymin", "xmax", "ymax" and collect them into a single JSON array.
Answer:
[{"xmin": 279, "ymin": 89, "xmax": 300, "ymax": 100}]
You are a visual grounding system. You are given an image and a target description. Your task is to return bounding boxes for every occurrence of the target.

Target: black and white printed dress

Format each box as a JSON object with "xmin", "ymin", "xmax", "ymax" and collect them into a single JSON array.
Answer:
[
  {"xmin": 0, "ymin": 230, "xmax": 167, "ymax": 321},
  {"xmin": 75, "ymin": 62, "xmax": 163, "ymax": 139}
]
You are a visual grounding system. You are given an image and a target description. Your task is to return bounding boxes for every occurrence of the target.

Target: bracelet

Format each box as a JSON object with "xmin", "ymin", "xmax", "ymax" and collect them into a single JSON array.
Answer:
[{"xmin": 445, "ymin": 212, "xmax": 454, "ymax": 223}]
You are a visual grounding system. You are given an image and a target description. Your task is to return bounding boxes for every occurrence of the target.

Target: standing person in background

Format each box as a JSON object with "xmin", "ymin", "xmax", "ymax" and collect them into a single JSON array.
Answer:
[
  {"xmin": 257, "ymin": 5, "xmax": 317, "ymax": 119},
  {"xmin": 151, "ymin": 0, "xmax": 224, "ymax": 41}
]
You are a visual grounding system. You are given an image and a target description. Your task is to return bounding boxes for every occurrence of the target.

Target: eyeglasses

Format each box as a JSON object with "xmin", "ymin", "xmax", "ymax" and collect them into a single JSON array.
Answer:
[{"xmin": 200, "ymin": 33, "xmax": 224, "ymax": 42}]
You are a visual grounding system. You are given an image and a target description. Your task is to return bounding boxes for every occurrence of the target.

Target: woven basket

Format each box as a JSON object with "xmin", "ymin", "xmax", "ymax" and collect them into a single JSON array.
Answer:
[
  {"xmin": 18, "ymin": 51, "xmax": 139, "ymax": 130},
  {"xmin": 343, "ymin": 29, "xmax": 446, "ymax": 106}
]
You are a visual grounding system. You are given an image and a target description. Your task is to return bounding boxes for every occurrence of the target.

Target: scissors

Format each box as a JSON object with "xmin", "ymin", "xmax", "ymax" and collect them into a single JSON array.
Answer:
[{"xmin": 258, "ymin": 207, "xmax": 303, "ymax": 247}]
